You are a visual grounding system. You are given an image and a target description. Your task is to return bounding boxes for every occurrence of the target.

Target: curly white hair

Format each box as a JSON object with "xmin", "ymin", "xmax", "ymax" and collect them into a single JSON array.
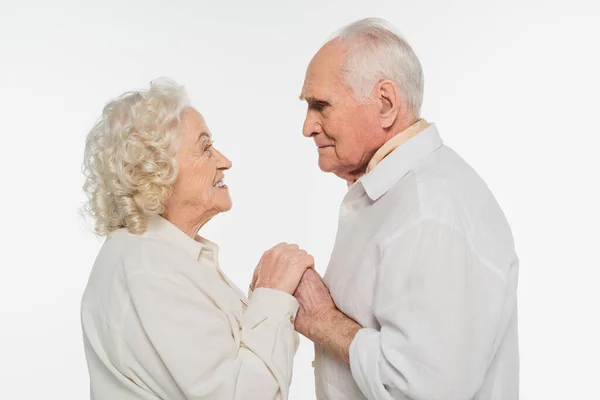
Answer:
[{"xmin": 82, "ymin": 78, "xmax": 189, "ymax": 236}]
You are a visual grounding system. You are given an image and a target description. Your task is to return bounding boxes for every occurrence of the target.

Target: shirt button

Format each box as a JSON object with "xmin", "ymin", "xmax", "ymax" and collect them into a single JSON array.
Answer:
[
  {"xmin": 345, "ymin": 203, "xmax": 353, "ymax": 212},
  {"xmin": 289, "ymin": 315, "xmax": 295, "ymax": 324}
]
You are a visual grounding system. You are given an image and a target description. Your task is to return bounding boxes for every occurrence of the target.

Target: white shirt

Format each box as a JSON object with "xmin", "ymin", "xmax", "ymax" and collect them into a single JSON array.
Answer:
[
  {"xmin": 81, "ymin": 216, "xmax": 300, "ymax": 400},
  {"xmin": 315, "ymin": 124, "xmax": 519, "ymax": 399}
]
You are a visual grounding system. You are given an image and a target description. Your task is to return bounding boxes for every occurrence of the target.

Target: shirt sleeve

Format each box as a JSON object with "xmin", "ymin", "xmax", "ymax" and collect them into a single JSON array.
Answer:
[
  {"xmin": 125, "ymin": 270, "xmax": 299, "ymax": 400},
  {"xmin": 349, "ymin": 219, "xmax": 511, "ymax": 400}
]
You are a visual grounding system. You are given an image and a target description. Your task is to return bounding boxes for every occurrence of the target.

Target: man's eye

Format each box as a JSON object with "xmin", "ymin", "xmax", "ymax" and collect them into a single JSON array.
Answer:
[{"xmin": 310, "ymin": 101, "xmax": 328, "ymax": 112}]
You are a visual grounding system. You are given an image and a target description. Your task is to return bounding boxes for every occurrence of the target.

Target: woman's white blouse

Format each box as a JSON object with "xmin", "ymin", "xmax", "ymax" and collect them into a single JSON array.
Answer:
[{"xmin": 81, "ymin": 216, "xmax": 299, "ymax": 399}]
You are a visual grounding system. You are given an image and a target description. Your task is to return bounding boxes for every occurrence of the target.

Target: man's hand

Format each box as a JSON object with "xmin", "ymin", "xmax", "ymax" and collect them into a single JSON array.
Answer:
[
  {"xmin": 293, "ymin": 269, "xmax": 362, "ymax": 364},
  {"xmin": 293, "ymin": 268, "xmax": 336, "ymax": 337}
]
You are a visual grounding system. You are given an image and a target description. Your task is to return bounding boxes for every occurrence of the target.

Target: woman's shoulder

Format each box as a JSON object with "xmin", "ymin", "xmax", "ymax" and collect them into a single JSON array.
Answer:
[{"xmin": 107, "ymin": 229, "xmax": 195, "ymax": 277}]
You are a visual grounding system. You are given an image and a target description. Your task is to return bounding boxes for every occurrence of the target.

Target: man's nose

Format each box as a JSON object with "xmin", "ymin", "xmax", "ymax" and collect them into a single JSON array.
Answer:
[{"xmin": 302, "ymin": 115, "xmax": 322, "ymax": 138}]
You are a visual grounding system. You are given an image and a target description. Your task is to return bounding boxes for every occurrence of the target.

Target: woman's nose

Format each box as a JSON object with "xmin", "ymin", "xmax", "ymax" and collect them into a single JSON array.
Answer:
[{"xmin": 215, "ymin": 149, "xmax": 232, "ymax": 170}]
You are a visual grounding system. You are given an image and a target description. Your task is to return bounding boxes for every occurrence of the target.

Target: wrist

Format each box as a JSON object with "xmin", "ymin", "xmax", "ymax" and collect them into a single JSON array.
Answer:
[
  {"xmin": 307, "ymin": 308, "xmax": 338, "ymax": 338},
  {"xmin": 255, "ymin": 281, "xmax": 294, "ymax": 295},
  {"xmin": 245, "ymin": 287, "xmax": 299, "ymax": 324},
  {"xmin": 310, "ymin": 309, "xmax": 361, "ymax": 364}
]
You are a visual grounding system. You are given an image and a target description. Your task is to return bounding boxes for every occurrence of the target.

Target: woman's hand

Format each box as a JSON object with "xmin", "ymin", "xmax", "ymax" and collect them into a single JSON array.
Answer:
[{"xmin": 253, "ymin": 243, "xmax": 314, "ymax": 295}]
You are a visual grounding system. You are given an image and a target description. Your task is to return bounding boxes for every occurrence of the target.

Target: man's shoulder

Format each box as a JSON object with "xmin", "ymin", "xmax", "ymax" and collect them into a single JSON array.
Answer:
[
  {"xmin": 406, "ymin": 146, "xmax": 515, "ymax": 248},
  {"xmin": 415, "ymin": 145, "xmax": 493, "ymax": 207},
  {"xmin": 379, "ymin": 144, "xmax": 500, "ymax": 231}
]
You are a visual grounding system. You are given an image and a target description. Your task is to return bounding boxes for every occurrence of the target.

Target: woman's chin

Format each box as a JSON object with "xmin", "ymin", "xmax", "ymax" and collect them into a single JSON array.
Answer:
[
  {"xmin": 208, "ymin": 187, "xmax": 232, "ymax": 213},
  {"xmin": 217, "ymin": 197, "xmax": 233, "ymax": 212}
]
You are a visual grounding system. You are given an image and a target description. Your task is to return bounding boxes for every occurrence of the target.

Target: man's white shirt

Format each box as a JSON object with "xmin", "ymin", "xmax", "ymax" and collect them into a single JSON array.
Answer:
[{"xmin": 315, "ymin": 124, "xmax": 519, "ymax": 399}]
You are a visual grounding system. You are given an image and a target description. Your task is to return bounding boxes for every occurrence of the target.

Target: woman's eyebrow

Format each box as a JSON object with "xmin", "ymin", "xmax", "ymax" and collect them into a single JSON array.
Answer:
[{"xmin": 196, "ymin": 131, "xmax": 212, "ymax": 143}]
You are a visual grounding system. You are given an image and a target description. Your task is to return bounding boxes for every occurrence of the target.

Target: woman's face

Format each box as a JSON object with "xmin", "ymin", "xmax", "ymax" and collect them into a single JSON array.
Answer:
[{"xmin": 167, "ymin": 107, "xmax": 232, "ymax": 219}]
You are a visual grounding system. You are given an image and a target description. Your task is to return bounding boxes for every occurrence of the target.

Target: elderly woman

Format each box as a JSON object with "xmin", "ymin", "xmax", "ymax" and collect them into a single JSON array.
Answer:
[{"xmin": 81, "ymin": 79, "xmax": 313, "ymax": 400}]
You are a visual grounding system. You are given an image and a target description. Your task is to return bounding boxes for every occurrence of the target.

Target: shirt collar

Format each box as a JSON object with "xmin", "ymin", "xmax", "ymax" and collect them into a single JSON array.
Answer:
[
  {"xmin": 142, "ymin": 215, "xmax": 215, "ymax": 261},
  {"xmin": 366, "ymin": 119, "xmax": 431, "ymax": 173},
  {"xmin": 360, "ymin": 123, "xmax": 443, "ymax": 201}
]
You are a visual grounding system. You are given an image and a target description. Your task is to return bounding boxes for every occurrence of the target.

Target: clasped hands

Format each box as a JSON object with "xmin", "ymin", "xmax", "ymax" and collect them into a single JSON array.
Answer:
[{"xmin": 249, "ymin": 243, "xmax": 338, "ymax": 339}]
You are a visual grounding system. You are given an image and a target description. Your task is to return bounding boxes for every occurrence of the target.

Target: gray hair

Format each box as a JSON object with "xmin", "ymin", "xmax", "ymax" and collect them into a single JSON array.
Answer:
[{"xmin": 333, "ymin": 18, "xmax": 424, "ymax": 118}]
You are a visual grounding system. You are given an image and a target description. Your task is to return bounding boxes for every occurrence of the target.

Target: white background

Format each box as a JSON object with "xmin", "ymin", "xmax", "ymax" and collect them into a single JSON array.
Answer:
[{"xmin": 1, "ymin": 0, "xmax": 599, "ymax": 398}]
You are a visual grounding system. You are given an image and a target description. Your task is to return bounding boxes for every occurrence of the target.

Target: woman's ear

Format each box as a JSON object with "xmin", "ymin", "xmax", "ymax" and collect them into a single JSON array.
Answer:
[{"xmin": 377, "ymin": 80, "xmax": 401, "ymax": 129}]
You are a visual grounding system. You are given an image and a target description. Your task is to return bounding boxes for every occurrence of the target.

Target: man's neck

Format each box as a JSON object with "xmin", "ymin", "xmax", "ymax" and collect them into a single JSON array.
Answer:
[
  {"xmin": 383, "ymin": 115, "xmax": 420, "ymax": 143},
  {"xmin": 338, "ymin": 115, "xmax": 420, "ymax": 185}
]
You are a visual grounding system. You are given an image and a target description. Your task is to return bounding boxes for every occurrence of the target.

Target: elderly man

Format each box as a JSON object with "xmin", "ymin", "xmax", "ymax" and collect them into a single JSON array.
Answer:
[{"xmin": 294, "ymin": 18, "xmax": 519, "ymax": 400}]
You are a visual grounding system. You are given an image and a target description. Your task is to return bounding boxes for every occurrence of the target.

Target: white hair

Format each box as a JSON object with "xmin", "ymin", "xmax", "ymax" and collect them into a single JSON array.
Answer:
[
  {"xmin": 334, "ymin": 18, "xmax": 424, "ymax": 118},
  {"xmin": 82, "ymin": 78, "xmax": 189, "ymax": 236}
]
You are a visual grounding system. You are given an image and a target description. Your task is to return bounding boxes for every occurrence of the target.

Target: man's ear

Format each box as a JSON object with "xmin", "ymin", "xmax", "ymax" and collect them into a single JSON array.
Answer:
[{"xmin": 377, "ymin": 80, "xmax": 401, "ymax": 129}]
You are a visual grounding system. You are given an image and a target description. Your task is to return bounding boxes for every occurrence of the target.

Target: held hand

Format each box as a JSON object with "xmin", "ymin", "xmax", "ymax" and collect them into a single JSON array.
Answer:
[
  {"xmin": 293, "ymin": 269, "xmax": 336, "ymax": 337},
  {"xmin": 254, "ymin": 243, "xmax": 315, "ymax": 295},
  {"xmin": 293, "ymin": 269, "xmax": 362, "ymax": 365}
]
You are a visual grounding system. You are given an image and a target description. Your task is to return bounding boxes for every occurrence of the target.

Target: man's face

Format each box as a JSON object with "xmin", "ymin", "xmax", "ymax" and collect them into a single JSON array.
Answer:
[{"xmin": 300, "ymin": 40, "xmax": 384, "ymax": 181}]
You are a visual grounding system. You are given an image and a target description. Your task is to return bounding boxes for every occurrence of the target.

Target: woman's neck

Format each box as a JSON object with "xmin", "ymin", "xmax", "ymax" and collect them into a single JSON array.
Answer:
[{"xmin": 161, "ymin": 207, "xmax": 215, "ymax": 239}]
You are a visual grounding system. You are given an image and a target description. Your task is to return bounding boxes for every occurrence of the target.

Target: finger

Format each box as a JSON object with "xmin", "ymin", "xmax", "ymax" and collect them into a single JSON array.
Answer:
[
  {"xmin": 303, "ymin": 254, "xmax": 315, "ymax": 268},
  {"xmin": 271, "ymin": 243, "xmax": 295, "ymax": 256},
  {"xmin": 290, "ymin": 258, "xmax": 311, "ymax": 272},
  {"xmin": 285, "ymin": 250, "xmax": 308, "ymax": 263},
  {"xmin": 288, "ymin": 251, "xmax": 311, "ymax": 263},
  {"xmin": 272, "ymin": 242, "xmax": 288, "ymax": 251}
]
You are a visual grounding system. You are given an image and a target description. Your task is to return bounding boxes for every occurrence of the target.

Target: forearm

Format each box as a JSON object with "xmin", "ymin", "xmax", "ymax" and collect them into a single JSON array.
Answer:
[
  {"xmin": 308, "ymin": 309, "xmax": 362, "ymax": 364},
  {"xmin": 241, "ymin": 288, "xmax": 300, "ymax": 394}
]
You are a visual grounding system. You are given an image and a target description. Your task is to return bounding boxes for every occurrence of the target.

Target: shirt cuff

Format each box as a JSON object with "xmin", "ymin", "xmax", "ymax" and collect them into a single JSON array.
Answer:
[
  {"xmin": 349, "ymin": 328, "xmax": 390, "ymax": 400},
  {"xmin": 242, "ymin": 287, "xmax": 299, "ymax": 328}
]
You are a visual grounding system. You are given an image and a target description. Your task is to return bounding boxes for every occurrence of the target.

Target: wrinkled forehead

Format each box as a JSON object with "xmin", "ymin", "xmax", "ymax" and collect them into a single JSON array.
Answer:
[
  {"xmin": 182, "ymin": 107, "xmax": 212, "ymax": 140},
  {"xmin": 301, "ymin": 40, "xmax": 347, "ymax": 99}
]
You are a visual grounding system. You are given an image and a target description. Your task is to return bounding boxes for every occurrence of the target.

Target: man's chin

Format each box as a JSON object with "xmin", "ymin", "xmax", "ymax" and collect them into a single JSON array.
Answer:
[{"xmin": 317, "ymin": 157, "xmax": 336, "ymax": 173}]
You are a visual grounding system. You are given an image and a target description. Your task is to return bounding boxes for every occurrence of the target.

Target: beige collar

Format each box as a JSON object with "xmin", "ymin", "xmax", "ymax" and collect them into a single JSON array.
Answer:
[
  {"xmin": 142, "ymin": 215, "xmax": 218, "ymax": 262},
  {"xmin": 366, "ymin": 119, "xmax": 430, "ymax": 173}
]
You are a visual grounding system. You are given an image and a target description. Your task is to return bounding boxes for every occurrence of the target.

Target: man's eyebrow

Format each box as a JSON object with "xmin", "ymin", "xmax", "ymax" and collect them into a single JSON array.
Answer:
[
  {"xmin": 303, "ymin": 97, "xmax": 332, "ymax": 108},
  {"xmin": 302, "ymin": 96, "xmax": 324, "ymax": 103}
]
